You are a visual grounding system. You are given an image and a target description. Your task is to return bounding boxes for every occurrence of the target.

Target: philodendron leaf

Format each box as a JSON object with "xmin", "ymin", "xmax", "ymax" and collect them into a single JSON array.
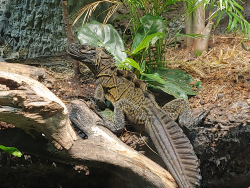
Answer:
[
  {"xmin": 0, "ymin": 145, "xmax": 22, "ymax": 157},
  {"xmin": 142, "ymin": 72, "xmax": 166, "ymax": 84},
  {"xmin": 132, "ymin": 32, "xmax": 165, "ymax": 54},
  {"xmin": 131, "ymin": 15, "xmax": 166, "ymax": 52},
  {"xmin": 120, "ymin": 58, "xmax": 142, "ymax": 73},
  {"xmin": 145, "ymin": 69, "xmax": 198, "ymax": 100},
  {"xmin": 77, "ymin": 21, "xmax": 127, "ymax": 65}
]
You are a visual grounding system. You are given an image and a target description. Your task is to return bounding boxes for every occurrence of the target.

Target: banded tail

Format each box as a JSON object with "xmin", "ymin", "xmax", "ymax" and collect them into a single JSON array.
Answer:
[{"xmin": 146, "ymin": 109, "xmax": 201, "ymax": 188}]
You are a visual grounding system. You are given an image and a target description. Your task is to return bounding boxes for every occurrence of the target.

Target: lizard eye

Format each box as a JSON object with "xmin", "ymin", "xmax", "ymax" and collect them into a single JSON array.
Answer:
[{"xmin": 79, "ymin": 45, "xmax": 89, "ymax": 52}]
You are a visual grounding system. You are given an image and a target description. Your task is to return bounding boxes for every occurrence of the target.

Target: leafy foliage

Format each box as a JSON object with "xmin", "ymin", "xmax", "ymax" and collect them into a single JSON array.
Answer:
[
  {"xmin": 131, "ymin": 15, "xmax": 166, "ymax": 52},
  {"xmin": 128, "ymin": 15, "xmax": 167, "ymax": 73},
  {"xmin": 77, "ymin": 16, "xmax": 198, "ymax": 99},
  {"xmin": 71, "ymin": 0, "xmax": 122, "ymax": 26},
  {"xmin": 132, "ymin": 32, "xmax": 166, "ymax": 55},
  {"xmin": 0, "ymin": 145, "xmax": 22, "ymax": 157},
  {"xmin": 75, "ymin": 3, "xmax": 201, "ymax": 99},
  {"xmin": 123, "ymin": 0, "xmax": 182, "ymax": 35},
  {"xmin": 78, "ymin": 21, "xmax": 127, "ymax": 65},
  {"xmin": 204, "ymin": 0, "xmax": 250, "ymax": 38},
  {"xmin": 145, "ymin": 69, "xmax": 198, "ymax": 100},
  {"xmin": 121, "ymin": 58, "xmax": 142, "ymax": 72}
]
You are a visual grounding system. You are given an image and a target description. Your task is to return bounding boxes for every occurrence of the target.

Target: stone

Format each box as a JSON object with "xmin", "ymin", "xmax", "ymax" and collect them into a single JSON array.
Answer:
[{"xmin": 0, "ymin": 0, "xmax": 113, "ymax": 59}]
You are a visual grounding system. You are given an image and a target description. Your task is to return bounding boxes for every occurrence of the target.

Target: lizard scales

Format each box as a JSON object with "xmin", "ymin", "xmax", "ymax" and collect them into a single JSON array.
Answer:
[{"xmin": 68, "ymin": 43, "xmax": 206, "ymax": 188}]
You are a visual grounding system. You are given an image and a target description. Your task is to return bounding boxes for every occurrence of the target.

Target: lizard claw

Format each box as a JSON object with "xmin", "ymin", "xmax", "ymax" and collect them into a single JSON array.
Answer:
[{"xmin": 192, "ymin": 108, "xmax": 211, "ymax": 127}]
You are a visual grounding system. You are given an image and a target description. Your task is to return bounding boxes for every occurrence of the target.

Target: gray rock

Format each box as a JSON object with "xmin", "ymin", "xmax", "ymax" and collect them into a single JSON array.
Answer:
[{"xmin": 0, "ymin": 0, "xmax": 111, "ymax": 59}]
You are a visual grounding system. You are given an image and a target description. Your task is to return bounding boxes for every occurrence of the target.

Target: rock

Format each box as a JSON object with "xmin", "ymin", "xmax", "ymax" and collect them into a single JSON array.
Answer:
[
  {"xmin": 0, "ymin": 0, "xmax": 112, "ymax": 59},
  {"xmin": 0, "ymin": 0, "xmax": 68, "ymax": 58}
]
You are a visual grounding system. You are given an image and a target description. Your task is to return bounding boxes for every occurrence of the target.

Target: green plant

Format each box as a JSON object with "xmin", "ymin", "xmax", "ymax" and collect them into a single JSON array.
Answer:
[
  {"xmin": 77, "ymin": 21, "xmax": 127, "ymax": 65},
  {"xmin": 77, "ymin": 19, "xmax": 200, "ymax": 99},
  {"xmin": 145, "ymin": 69, "xmax": 199, "ymax": 100},
  {"xmin": 122, "ymin": 0, "xmax": 181, "ymax": 35},
  {"xmin": 0, "ymin": 145, "xmax": 22, "ymax": 157},
  {"xmin": 73, "ymin": 1, "xmax": 202, "ymax": 99},
  {"xmin": 71, "ymin": 0, "xmax": 122, "ymax": 26},
  {"xmin": 130, "ymin": 15, "xmax": 166, "ymax": 67},
  {"xmin": 213, "ymin": 0, "xmax": 250, "ymax": 37},
  {"xmin": 184, "ymin": 0, "xmax": 250, "ymax": 55}
]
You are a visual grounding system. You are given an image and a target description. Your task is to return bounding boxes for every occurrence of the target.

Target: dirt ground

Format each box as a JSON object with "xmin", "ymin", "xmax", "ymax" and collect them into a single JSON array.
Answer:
[
  {"xmin": 166, "ymin": 35, "xmax": 250, "ymax": 188},
  {"xmin": 1, "ymin": 35, "xmax": 250, "ymax": 188}
]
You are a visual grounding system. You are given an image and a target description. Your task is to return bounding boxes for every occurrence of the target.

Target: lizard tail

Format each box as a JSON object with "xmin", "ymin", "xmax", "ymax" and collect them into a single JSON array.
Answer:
[{"xmin": 146, "ymin": 109, "xmax": 201, "ymax": 188}]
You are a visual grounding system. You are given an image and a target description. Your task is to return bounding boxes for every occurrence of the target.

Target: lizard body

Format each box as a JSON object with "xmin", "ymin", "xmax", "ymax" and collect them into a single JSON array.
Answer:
[{"xmin": 68, "ymin": 44, "xmax": 208, "ymax": 188}]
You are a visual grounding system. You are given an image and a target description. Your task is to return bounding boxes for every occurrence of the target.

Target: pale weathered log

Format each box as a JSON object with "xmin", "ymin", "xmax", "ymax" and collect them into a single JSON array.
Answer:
[
  {"xmin": 0, "ymin": 61, "xmax": 55, "ymax": 88},
  {"xmin": 67, "ymin": 99, "xmax": 177, "ymax": 188},
  {"xmin": 0, "ymin": 66, "xmax": 177, "ymax": 188},
  {"xmin": 0, "ymin": 70, "xmax": 77, "ymax": 150}
]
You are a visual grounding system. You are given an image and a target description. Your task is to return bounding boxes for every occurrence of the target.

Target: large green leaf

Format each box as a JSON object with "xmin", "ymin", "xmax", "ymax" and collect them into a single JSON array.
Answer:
[
  {"xmin": 0, "ymin": 145, "xmax": 22, "ymax": 157},
  {"xmin": 142, "ymin": 72, "xmax": 165, "ymax": 84},
  {"xmin": 131, "ymin": 15, "xmax": 166, "ymax": 52},
  {"xmin": 145, "ymin": 69, "xmax": 198, "ymax": 100},
  {"xmin": 132, "ymin": 32, "xmax": 165, "ymax": 54},
  {"xmin": 120, "ymin": 58, "xmax": 142, "ymax": 72},
  {"xmin": 77, "ymin": 21, "xmax": 127, "ymax": 65}
]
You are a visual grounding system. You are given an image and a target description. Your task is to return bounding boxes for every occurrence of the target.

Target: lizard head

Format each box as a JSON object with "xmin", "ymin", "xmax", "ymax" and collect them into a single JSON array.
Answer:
[{"xmin": 68, "ymin": 43, "xmax": 98, "ymax": 73}]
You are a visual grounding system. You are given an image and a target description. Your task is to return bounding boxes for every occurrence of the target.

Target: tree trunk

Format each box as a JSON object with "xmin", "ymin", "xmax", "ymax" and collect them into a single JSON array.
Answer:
[
  {"xmin": 193, "ymin": 21, "xmax": 214, "ymax": 56},
  {"xmin": 184, "ymin": 2, "xmax": 193, "ymax": 49},
  {"xmin": 184, "ymin": 1, "xmax": 214, "ymax": 55}
]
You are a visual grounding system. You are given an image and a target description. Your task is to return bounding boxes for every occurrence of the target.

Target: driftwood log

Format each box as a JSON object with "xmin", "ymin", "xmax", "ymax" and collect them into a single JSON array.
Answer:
[
  {"xmin": 0, "ymin": 61, "xmax": 177, "ymax": 188},
  {"xmin": 0, "ymin": 61, "xmax": 55, "ymax": 89}
]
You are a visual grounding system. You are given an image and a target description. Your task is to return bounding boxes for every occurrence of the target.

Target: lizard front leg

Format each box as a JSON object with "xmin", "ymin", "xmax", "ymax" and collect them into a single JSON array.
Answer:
[
  {"xmin": 94, "ymin": 84, "xmax": 106, "ymax": 110},
  {"xmin": 162, "ymin": 98, "xmax": 209, "ymax": 129},
  {"xmin": 100, "ymin": 99, "xmax": 147, "ymax": 134}
]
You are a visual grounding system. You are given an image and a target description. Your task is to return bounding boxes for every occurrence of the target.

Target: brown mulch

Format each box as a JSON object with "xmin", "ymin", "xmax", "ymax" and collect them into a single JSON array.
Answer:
[{"xmin": 165, "ymin": 34, "xmax": 250, "ymax": 110}]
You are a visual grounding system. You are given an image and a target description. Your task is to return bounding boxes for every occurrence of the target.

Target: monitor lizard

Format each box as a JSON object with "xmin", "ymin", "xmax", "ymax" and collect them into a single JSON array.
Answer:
[{"xmin": 68, "ymin": 43, "xmax": 208, "ymax": 188}]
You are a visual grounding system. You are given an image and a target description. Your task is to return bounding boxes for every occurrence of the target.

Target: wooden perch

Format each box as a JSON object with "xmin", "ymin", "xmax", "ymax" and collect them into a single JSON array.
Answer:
[
  {"xmin": 0, "ymin": 61, "xmax": 55, "ymax": 88},
  {"xmin": 0, "ymin": 63, "xmax": 177, "ymax": 188},
  {"xmin": 67, "ymin": 100, "xmax": 177, "ymax": 188},
  {"xmin": 0, "ymin": 70, "xmax": 77, "ymax": 150}
]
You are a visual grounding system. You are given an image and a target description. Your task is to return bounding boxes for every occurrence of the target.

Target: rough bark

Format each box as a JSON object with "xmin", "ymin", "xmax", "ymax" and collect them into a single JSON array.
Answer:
[
  {"xmin": 0, "ymin": 70, "xmax": 77, "ymax": 150},
  {"xmin": 184, "ymin": 2, "xmax": 193, "ymax": 49},
  {"xmin": 190, "ymin": 102, "xmax": 250, "ymax": 187},
  {"xmin": 193, "ymin": 21, "xmax": 214, "ymax": 56},
  {"xmin": 0, "ymin": 61, "xmax": 55, "ymax": 88},
  {"xmin": 184, "ymin": 1, "xmax": 214, "ymax": 55},
  {"xmin": 0, "ymin": 63, "xmax": 177, "ymax": 188}
]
